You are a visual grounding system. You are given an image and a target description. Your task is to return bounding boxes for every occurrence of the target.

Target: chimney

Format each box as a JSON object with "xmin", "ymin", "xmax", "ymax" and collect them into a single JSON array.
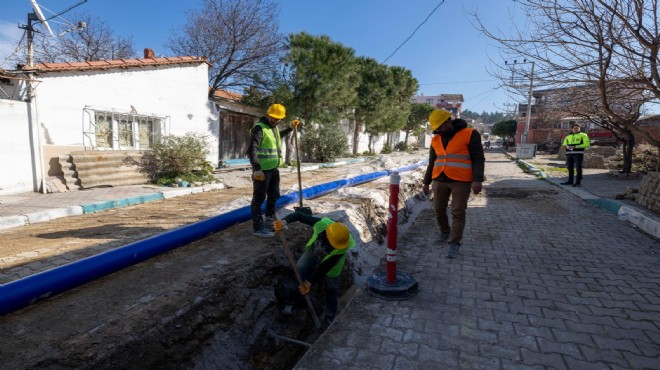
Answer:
[{"xmin": 144, "ymin": 48, "xmax": 155, "ymax": 58}]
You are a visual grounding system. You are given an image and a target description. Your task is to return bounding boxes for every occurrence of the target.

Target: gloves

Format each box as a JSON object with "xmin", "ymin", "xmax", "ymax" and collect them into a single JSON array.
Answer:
[
  {"xmin": 422, "ymin": 184, "xmax": 430, "ymax": 195},
  {"xmin": 273, "ymin": 220, "xmax": 287, "ymax": 231},
  {"xmin": 253, "ymin": 170, "xmax": 265, "ymax": 181},
  {"xmin": 291, "ymin": 119, "xmax": 301, "ymax": 129},
  {"xmin": 299, "ymin": 281, "xmax": 312, "ymax": 295}
]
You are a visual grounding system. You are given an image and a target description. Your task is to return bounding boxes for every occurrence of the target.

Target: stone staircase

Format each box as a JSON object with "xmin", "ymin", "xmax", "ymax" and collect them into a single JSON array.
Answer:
[{"xmin": 53, "ymin": 150, "xmax": 150, "ymax": 191}]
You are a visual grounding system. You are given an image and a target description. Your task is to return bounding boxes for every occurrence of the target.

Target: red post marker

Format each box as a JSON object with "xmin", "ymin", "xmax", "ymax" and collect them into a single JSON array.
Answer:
[{"xmin": 386, "ymin": 172, "xmax": 400, "ymax": 284}]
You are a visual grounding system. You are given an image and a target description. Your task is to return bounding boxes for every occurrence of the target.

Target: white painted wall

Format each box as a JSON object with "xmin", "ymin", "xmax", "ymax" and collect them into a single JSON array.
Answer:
[
  {"xmin": 1, "ymin": 63, "xmax": 218, "ymax": 193},
  {"xmin": 0, "ymin": 99, "xmax": 38, "ymax": 194},
  {"xmin": 32, "ymin": 63, "xmax": 218, "ymax": 164}
]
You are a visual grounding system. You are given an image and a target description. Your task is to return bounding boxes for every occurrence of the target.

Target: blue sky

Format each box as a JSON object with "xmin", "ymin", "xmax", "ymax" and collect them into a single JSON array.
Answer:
[{"xmin": 1, "ymin": 0, "xmax": 526, "ymax": 114}]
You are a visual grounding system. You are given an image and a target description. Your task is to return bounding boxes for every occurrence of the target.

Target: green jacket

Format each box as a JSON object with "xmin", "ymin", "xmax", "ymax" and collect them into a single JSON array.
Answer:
[
  {"xmin": 562, "ymin": 132, "xmax": 590, "ymax": 154},
  {"xmin": 282, "ymin": 212, "xmax": 356, "ymax": 280}
]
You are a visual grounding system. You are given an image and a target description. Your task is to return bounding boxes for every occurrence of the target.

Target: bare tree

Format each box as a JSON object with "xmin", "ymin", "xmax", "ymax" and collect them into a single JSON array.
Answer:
[
  {"xmin": 33, "ymin": 13, "xmax": 136, "ymax": 63},
  {"xmin": 473, "ymin": 0, "xmax": 659, "ymax": 172},
  {"xmin": 168, "ymin": 0, "xmax": 284, "ymax": 98}
]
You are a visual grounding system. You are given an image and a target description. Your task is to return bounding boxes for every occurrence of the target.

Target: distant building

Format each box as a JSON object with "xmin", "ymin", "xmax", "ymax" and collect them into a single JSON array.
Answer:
[{"xmin": 411, "ymin": 93, "xmax": 464, "ymax": 118}]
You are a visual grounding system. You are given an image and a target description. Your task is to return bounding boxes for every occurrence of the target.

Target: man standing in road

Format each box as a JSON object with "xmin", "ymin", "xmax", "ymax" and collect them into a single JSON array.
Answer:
[
  {"xmin": 423, "ymin": 109, "xmax": 485, "ymax": 258},
  {"xmin": 560, "ymin": 123, "xmax": 590, "ymax": 187},
  {"xmin": 248, "ymin": 104, "xmax": 300, "ymax": 237}
]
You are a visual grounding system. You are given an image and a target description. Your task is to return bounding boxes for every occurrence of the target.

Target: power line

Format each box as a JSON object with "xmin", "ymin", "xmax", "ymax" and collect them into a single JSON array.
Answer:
[{"xmin": 382, "ymin": 0, "xmax": 445, "ymax": 64}]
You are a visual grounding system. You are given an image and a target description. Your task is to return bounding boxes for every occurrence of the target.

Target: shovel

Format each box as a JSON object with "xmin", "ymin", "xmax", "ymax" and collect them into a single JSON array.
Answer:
[
  {"xmin": 292, "ymin": 123, "xmax": 312, "ymax": 215},
  {"xmin": 276, "ymin": 229, "xmax": 322, "ymax": 331}
]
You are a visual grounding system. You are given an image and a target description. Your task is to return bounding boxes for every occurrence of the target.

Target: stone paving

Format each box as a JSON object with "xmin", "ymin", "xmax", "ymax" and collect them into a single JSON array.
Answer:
[{"xmin": 295, "ymin": 151, "xmax": 660, "ymax": 370}]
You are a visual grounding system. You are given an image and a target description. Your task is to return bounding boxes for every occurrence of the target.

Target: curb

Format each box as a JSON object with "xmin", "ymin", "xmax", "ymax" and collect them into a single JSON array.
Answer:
[
  {"xmin": 517, "ymin": 159, "xmax": 660, "ymax": 239},
  {"xmin": 0, "ymin": 183, "xmax": 226, "ymax": 232}
]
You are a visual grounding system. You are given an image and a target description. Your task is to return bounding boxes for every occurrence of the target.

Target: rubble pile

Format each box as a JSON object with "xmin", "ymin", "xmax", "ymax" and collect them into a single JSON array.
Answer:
[{"xmin": 637, "ymin": 172, "xmax": 660, "ymax": 213}]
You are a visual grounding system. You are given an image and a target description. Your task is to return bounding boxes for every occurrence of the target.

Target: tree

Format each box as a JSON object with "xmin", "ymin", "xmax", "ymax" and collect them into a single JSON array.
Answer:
[
  {"xmin": 32, "ymin": 13, "xmax": 135, "ymax": 63},
  {"xmin": 380, "ymin": 66, "xmax": 418, "ymax": 147},
  {"xmin": 473, "ymin": 0, "xmax": 659, "ymax": 173},
  {"xmin": 359, "ymin": 65, "xmax": 418, "ymax": 153},
  {"xmin": 491, "ymin": 120, "xmax": 517, "ymax": 142},
  {"xmin": 405, "ymin": 103, "xmax": 435, "ymax": 146},
  {"xmin": 284, "ymin": 32, "xmax": 359, "ymax": 124},
  {"xmin": 352, "ymin": 57, "xmax": 389, "ymax": 155},
  {"xmin": 168, "ymin": 0, "xmax": 283, "ymax": 98}
]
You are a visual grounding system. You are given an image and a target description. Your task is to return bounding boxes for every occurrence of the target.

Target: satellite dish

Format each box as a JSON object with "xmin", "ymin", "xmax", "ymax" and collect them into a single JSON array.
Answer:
[{"xmin": 30, "ymin": 0, "xmax": 54, "ymax": 37}]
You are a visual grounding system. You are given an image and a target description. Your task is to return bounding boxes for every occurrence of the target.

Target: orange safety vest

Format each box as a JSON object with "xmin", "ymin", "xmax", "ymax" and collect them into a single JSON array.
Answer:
[{"xmin": 431, "ymin": 128, "xmax": 474, "ymax": 181}]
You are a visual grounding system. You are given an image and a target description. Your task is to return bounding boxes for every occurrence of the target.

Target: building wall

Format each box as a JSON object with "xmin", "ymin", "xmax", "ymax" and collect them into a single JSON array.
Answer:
[
  {"xmin": 0, "ymin": 99, "xmax": 39, "ymax": 194},
  {"xmin": 32, "ymin": 63, "xmax": 218, "ymax": 165},
  {"xmin": 2, "ymin": 63, "xmax": 217, "ymax": 193}
]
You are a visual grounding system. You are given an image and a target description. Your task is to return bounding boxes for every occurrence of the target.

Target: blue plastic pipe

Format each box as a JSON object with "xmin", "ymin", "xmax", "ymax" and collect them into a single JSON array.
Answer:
[{"xmin": 0, "ymin": 161, "xmax": 426, "ymax": 315}]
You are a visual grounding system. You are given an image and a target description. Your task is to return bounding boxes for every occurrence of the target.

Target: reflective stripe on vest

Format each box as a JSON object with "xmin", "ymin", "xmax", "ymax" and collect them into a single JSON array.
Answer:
[
  {"xmin": 305, "ymin": 217, "xmax": 356, "ymax": 278},
  {"xmin": 252, "ymin": 121, "xmax": 283, "ymax": 170},
  {"xmin": 563, "ymin": 132, "xmax": 590, "ymax": 154},
  {"xmin": 431, "ymin": 128, "xmax": 474, "ymax": 181}
]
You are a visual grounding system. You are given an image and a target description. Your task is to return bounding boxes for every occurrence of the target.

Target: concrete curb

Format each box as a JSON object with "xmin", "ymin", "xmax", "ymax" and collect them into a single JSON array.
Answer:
[
  {"xmin": 518, "ymin": 159, "xmax": 660, "ymax": 239},
  {"xmin": 0, "ymin": 183, "xmax": 226, "ymax": 231}
]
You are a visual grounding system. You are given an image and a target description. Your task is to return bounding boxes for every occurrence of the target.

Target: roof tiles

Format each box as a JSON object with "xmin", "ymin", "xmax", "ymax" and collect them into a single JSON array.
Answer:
[{"xmin": 31, "ymin": 56, "xmax": 208, "ymax": 73}]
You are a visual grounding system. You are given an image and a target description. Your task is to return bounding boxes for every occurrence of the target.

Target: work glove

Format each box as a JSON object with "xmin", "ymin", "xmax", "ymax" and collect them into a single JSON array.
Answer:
[
  {"xmin": 291, "ymin": 119, "xmax": 301, "ymax": 129},
  {"xmin": 299, "ymin": 281, "xmax": 312, "ymax": 296},
  {"xmin": 422, "ymin": 184, "xmax": 430, "ymax": 195},
  {"xmin": 273, "ymin": 220, "xmax": 287, "ymax": 231},
  {"xmin": 253, "ymin": 170, "xmax": 265, "ymax": 181}
]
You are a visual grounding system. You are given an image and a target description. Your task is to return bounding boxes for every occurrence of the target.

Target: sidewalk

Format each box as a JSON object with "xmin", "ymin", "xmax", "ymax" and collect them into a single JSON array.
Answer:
[
  {"xmin": 517, "ymin": 153, "xmax": 660, "ymax": 239},
  {"xmin": 0, "ymin": 183, "xmax": 226, "ymax": 231},
  {"xmin": 0, "ymin": 157, "xmax": 374, "ymax": 232},
  {"xmin": 295, "ymin": 151, "xmax": 660, "ymax": 369}
]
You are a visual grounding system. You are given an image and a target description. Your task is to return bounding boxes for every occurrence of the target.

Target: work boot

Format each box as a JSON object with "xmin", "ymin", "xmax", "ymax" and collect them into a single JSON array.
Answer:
[
  {"xmin": 253, "ymin": 228, "xmax": 274, "ymax": 238},
  {"xmin": 264, "ymin": 216, "xmax": 275, "ymax": 232},
  {"xmin": 446, "ymin": 243, "xmax": 461, "ymax": 258},
  {"xmin": 560, "ymin": 181, "xmax": 572, "ymax": 185},
  {"xmin": 573, "ymin": 182, "xmax": 581, "ymax": 187}
]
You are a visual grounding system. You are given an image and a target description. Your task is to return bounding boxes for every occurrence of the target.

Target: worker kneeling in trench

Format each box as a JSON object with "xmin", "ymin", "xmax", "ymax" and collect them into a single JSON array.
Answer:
[{"xmin": 274, "ymin": 212, "xmax": 356, "ymax": 325}]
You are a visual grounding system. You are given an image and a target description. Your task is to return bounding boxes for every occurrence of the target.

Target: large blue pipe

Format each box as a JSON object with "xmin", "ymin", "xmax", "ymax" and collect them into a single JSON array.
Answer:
[{"xmin": 0, "ymin": 161, "xmax": 426, "ymax": 315}]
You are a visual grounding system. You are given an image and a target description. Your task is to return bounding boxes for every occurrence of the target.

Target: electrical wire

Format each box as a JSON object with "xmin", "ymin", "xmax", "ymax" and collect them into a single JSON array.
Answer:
[
  {"xmin": 382, "ymin": 0, "xmax": 445, "ymax": 64},
  {"xmin": 1, "ymin": 30, "xmax": 27, "ymax": 69}
]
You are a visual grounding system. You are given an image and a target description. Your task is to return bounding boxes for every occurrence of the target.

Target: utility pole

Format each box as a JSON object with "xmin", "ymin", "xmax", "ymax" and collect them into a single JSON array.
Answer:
[
  {"xmin": 18, "ymin": 1, "xmax": 87, "ymax": 193},
  {"xmin": 523, "ymin": 61, "xmax": 535, "ymax": 144},
  {"xmin": 504, "ymin": 59, "xmax": 535, "ymax": 144}
]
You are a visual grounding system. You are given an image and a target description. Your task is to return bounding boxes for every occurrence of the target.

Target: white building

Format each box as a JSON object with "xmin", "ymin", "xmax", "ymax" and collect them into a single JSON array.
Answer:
[{"xmin": 0, "ymin": 49, "xmax": 216, "ymax": 194}]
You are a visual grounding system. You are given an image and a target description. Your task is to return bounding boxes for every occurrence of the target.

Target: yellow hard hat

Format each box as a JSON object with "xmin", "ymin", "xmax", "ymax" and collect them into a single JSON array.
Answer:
[
  {"xmin": 267, "ymin": 104, "xmax": 286, "ymax": 119},
  {"xmin": 326, "ymin": 222, "xmax": 350, "ymax": 250},
  {"xmin": 429, "ymin": 109, "xmax": 452, "ymax": 131}
]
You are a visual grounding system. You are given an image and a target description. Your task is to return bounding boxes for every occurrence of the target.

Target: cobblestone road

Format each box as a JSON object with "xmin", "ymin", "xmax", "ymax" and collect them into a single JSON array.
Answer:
[{"xmin": 296, "ymin": 151, "xmax": 660, "ymax": 370}]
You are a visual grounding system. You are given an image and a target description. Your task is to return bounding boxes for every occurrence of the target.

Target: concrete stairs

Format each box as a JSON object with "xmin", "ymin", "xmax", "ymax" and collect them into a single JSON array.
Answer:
[{"xmin": 63, "ymin": 150, "xmax": 150, "ymax": 189}]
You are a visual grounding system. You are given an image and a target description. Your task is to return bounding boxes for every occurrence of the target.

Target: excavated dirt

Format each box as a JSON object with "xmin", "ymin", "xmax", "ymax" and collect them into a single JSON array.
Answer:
[{"xmin": 0, "ymin": 152, "xmax": 429, "ymax": 369}]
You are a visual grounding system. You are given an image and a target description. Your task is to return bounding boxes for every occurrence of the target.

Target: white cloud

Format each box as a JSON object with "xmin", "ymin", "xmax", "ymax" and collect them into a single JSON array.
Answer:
[{"xmin": 0, "ymin": 21, "xmax": 26, "ymax": 69}]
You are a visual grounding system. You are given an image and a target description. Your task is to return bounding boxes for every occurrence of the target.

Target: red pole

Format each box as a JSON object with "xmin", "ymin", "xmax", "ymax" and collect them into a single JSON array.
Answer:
[{"xmin": 386, "ymin": 172, "xmax": 400, "ymax": 284}]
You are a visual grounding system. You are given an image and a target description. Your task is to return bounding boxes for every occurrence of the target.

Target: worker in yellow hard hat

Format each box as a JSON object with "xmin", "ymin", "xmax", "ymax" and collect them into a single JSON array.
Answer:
[
  {"xmin": 274, "ymin": 211, "xmax": 356, "ymax": 325},
  {"xmin": 422, "ymin": 109, "xmax": 485, "ymax": 258},
  {"xmin": 248, "ymin": 104, "xmax": 301, "ymax": 237}
]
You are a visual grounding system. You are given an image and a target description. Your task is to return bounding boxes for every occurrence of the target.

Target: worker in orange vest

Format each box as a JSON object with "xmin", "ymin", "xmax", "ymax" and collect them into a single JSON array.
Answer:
[{"xmin": 423, "ymin": 109, "xmax": 485, "ymax": 258}]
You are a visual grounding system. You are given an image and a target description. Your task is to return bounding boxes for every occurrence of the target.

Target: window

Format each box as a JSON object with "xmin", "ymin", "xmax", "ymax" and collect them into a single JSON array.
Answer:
[
  {"xmin": 426, "ymin": 99, "xmax": 433, "ymax": 104},
  {"xmin": 89, "ymin": 110, "xmax": 164, "ymax": 150}
]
